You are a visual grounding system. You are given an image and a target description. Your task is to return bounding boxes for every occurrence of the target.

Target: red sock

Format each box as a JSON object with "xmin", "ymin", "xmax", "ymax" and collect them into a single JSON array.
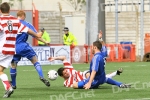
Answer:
[
  {"xmin": 0, "ymin": 74, "xmax": 11, "ymax": 90},
  {"xmin": 2, "ymin": 81, "xmax": 11, "ymax": 90}
]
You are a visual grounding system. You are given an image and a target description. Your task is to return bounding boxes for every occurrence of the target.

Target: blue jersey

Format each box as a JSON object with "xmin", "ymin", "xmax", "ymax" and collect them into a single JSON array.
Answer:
[
  {"xmin": 16, "ymin": 20, "xmax": 37, "ymax": 44},
  {"xmin": 12, "ymin": 20, "xmax": 37, "ymax": 62},
  {"xmin": 101, "ymin": 46, "xmax": 107, "ymax": 58},
  {"xmin": 90, "ymin": 52, "xmax": 106, "ymax": 83}
]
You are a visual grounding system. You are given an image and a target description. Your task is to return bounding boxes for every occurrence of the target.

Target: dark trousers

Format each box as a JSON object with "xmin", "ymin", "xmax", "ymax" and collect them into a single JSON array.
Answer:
[{"xmin": 38, "ymin": 44, "xmax": 46, "ymax": 46}]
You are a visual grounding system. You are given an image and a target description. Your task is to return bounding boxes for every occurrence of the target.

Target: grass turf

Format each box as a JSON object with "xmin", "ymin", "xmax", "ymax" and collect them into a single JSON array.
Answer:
[{"xmin": 0, "ymin": 62, "xmax": 150, "ymax": 100}]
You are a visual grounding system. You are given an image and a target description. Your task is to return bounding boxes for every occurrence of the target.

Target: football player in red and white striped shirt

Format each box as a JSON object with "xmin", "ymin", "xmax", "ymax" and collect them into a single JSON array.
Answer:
[
  {"xmin": 48, "ymin": 56, "xmax": 123, "ymax": 88},
  {"xmin": 0, "ymin": 2, "xmax": 42, "ymax": 98}
]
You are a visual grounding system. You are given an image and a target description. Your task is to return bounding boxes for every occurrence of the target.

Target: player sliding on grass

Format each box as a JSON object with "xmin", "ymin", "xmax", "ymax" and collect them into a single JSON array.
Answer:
[
  {"xmin": 10, "ymin": 10, "xmax": 50, "ymax": 89},
  {"xmin": 72, "ymin": 31, "xmax": 131, "ymax": 89},
  {"xmin": 48, "ymin": 56, "xmax": 123, "ymax": 88},
  {"xmin": 72, "ymin": 41, "xmax": 130, "ymax": 89},
  {"xmin": 49, "ymin": 31, "xmax": 129, "ymax": 88}
]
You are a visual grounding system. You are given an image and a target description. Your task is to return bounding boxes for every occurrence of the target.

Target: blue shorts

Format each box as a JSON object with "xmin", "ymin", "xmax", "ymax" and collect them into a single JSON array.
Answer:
[
  {"xmin": 12, "ymin": 43, "xmax": 36, "ymax": 63},
  {"xmin": 78, "ymin": 77, "xmax": 105, "ymax": 89}
]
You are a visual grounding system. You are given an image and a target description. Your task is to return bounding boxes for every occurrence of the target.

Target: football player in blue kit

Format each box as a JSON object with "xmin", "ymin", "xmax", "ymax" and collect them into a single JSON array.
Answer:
[
  {"xmin": 10, "ymin": 10, "xmax": 50, "ymax": 89},
  {"xmin": 72, "ymin": 30, "xmax": 131, "ymax": 89}
]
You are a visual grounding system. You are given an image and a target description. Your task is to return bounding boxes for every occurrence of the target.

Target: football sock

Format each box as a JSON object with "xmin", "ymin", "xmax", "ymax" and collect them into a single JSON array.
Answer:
[
  {"xmin": 34, "ymin": 62, "xmax": 44, "ymax": 78},
  {"xmin": 106, "ymin": 71, "xmax": 117, "ymax": 79},
  {"xmin": 106, "ymin": 78, "xmax": 122, "ymax": 87},
  {"xmin": 0, "ymin": 74, "xmax": 11, "ymax": 90},
  {"xmin": 10, "ymin": 68, "xmax": 17, "ymax": 86}
]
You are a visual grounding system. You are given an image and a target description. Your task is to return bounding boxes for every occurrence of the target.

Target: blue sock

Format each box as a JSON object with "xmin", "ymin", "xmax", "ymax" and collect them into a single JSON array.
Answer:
[
  {"xmin": 34, "ymin": 62, "xmax": 44, "ymax": 78},
  {"xmin": 106, "ymin": 78, "xmax": 122, "ymax": 87},
  {"xmin": 10, "ymin": 68, "xmax": 17, "ymax": 86}
]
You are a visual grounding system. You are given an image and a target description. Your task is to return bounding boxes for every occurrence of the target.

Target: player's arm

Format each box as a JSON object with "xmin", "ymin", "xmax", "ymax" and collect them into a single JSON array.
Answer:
[
  {"xmin": 18, "ymin": 23, "xmax": 42, "ymax": 38},
  {"xmin": 28, "ymin": 24, "xmax": 49, "ymax": 45},
  {"xmin": 35, "ymin": 36, "xmax": 50, "ymax": 45},
  {"xmin": 84, "ymin": 55, "xmax": 99, "ymax": 89},
  {"xmin": 48, "ymin": 56, "xmax": 73, "ymax": 69},
  {"xmin": 48, "ymin": 56, "xmax": 67, "ymax": 62},
  {"xmin": 36, "ymin": 32, "xmax": 50, "ymax": 45},
  {"xmin": 87, "ymin": 70, "xmax": 96, "ymax": 85},
  {"xmin": 98, "ymin": 30, "xmax": 105, "ymax": 46},
  {"xmin": 98, "ymin": 30, "xmax": 108, "ymax": 57},
  {"xmin": 27, "ymin": 29, "xmax": 42, "ymax": 38}
]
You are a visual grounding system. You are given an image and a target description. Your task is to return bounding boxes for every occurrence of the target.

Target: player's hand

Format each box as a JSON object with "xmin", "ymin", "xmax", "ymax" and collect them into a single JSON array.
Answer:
[
  {"xmin": 37, "ymin": 32, "xmax": 42, "ymax": 38},
  {"xmin": 98, "ymin": 30, "xmax": 103, "ymax": 39},
  {"xmin": 45, "ymin": 41, "xmax": 50, "ymax": 46},
  {"xmin": 71, "ymin": 43, "xmax": 75, "ymax": 47},
  {"xmin": 84, "ymin": 82, "xmax": 91, "ymax": 90},
  {"xmin": 48, "ymin": 57, "xmax": 55, "ymax": 61}
]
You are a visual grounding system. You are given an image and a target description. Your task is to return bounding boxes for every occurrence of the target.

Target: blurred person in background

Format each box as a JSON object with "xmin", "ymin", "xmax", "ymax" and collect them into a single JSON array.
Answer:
[
  {"xmin": 63, "ymin": 27, "xmax": 77, "ymax": 46},
  {"xmin": 38, "ymin": 28, "xmax": 51, "ymax": 46}
]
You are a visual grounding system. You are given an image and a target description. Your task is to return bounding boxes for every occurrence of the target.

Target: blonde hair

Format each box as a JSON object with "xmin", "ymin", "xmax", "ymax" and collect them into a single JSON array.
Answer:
[{"xmin": 17, "ymin": 10, "xmax": 26, "ymax": 17}]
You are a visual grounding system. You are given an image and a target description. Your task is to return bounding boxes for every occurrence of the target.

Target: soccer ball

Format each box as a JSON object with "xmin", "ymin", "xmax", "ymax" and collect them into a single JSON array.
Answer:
[{"xmin": 47, "ymin": 70, "xmax": 58, "ymax": 81}]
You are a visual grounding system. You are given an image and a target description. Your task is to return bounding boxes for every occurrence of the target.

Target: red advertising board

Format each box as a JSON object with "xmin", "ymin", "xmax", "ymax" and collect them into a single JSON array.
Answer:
[{"xmin": 71, "ymin": 46, "xmax": 87, "ymax": 63}]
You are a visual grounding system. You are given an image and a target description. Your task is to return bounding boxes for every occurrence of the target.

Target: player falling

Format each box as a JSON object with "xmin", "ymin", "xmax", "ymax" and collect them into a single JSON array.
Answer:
[
  {"xmin": 10, "ymin": 10, "xmax": 50, "ymax": 89},
  {"xmin": 49, "ymin": 30, "xmax": 131, "ymax": 89},
  {"xmin": 0, "ymin": 2, "xmax": 42, "ymax": 98},
  {"xmin": 49, "ymin": 56, "xmax": 123, "ymax": 88}
]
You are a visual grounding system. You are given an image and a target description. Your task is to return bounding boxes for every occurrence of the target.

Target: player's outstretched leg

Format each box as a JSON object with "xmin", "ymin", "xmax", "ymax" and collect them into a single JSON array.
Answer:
[
  {"xmin": 33, "ymin": 62, "xmax": 50, "ymax": 87},
  {"xmin": 117, "ymin": 68, "xmax": 123, "ymax": 75},
  {"xmin": 120, "ymin": 84, "xmax": 131, "ymax": 88},
  {"xmin": 25, "ymin": 46, "xmax": 50, "ymax": 87},
  {"xmin": 106, "ymin": 77, "xmax": 122, "ymax": 87},
  {"xmin": 34, "ymin": 62, "xmax": 50, "ymax": 87},
  {"xmin": 40, "ymin": 77, "xmax": 50, "ymax": 87},
  {"xmin": 34, "ymin": 62, "xmax": 44, "ymax": 78},
  {"xmin": 0, "ymin": 66, "xmax": 14, "ymax": 98},
  {"xmin": 106, "ymin": 68, "xmax": 123, "ymax": 78},
  {"xmin": 106, "ymin": 78, "xmax": 131, "ymax": 88}
]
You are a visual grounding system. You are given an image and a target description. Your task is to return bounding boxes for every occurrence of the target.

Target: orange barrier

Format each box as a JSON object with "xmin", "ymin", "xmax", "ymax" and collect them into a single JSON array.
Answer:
[
  {"xmin": 89, "ymin": 44, "xmax": 136, "ymax": 62},
  {"xmin": 144, "ymin": 33, "xmax": 150, "ymax": 54},
  {"xmin": 46, "ymin": 44, "xmax": 135, "ymax": 63},
  {"xmin": 120, "ymin": 44, "xmax": 136, "ymax": 62}
]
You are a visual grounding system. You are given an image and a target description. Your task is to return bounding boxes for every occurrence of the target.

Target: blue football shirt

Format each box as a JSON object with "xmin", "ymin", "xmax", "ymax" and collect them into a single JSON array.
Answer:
[
  {"xmin": 89, "ymin": 52, "xmax": 106, "ymax": 82},
  {"xmin": 101, "ymin": 46, "xmax": 108, "ymax": 58},
  {"xmin": 16, "ymin": 20, "xmax": 37, "ymax": 44}
]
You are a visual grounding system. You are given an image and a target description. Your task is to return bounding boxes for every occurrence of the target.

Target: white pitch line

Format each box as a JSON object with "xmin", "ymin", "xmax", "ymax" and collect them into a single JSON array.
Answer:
[{"xmin": 137, "ymin": 65, "xmax": 147, "ymax": 66}]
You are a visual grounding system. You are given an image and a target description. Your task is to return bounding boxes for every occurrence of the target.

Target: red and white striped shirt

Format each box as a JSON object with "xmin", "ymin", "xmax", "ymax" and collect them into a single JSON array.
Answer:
[
  {"xmin": 63, "ymin": 61, "xmax": 84, "ymax": 87},
  {"xmin": 0, "ymin": 15, "xmax": 28, "ymax": 55}
]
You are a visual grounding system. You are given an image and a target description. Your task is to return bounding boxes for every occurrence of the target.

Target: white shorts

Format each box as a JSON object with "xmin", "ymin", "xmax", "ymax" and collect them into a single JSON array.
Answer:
[
  {"xmin": 0, "ymin": 53, "xmax": 13, "ymax": 68},
  {"xmin": 83, "ymin": 70, "xmax": 90, "ymax": 80}
]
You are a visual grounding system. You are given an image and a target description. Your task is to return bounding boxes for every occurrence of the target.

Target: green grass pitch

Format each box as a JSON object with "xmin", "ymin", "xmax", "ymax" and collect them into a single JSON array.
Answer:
[{"xmin": 0, "ymin": 62, "xmax": 150, "ymax": 100}]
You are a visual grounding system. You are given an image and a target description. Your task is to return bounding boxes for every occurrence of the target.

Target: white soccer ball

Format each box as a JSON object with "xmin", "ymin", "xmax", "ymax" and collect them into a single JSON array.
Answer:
[{"xmin": 47, "ymin": 70, "xmax": 58, "ymax": 81}]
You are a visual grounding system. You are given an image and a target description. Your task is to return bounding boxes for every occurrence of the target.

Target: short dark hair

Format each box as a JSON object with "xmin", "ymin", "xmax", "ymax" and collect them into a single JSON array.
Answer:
[
  {"xmin": 0, "ymin": 2, "xmax": 10, "ymax": 13},
  {"xmin": 57, "ymin": 67, "xmax": 65, "ymax": 76},
  {"xmin": 93, "ymin": 41, "xmax": 102, "ymax": 50}
]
